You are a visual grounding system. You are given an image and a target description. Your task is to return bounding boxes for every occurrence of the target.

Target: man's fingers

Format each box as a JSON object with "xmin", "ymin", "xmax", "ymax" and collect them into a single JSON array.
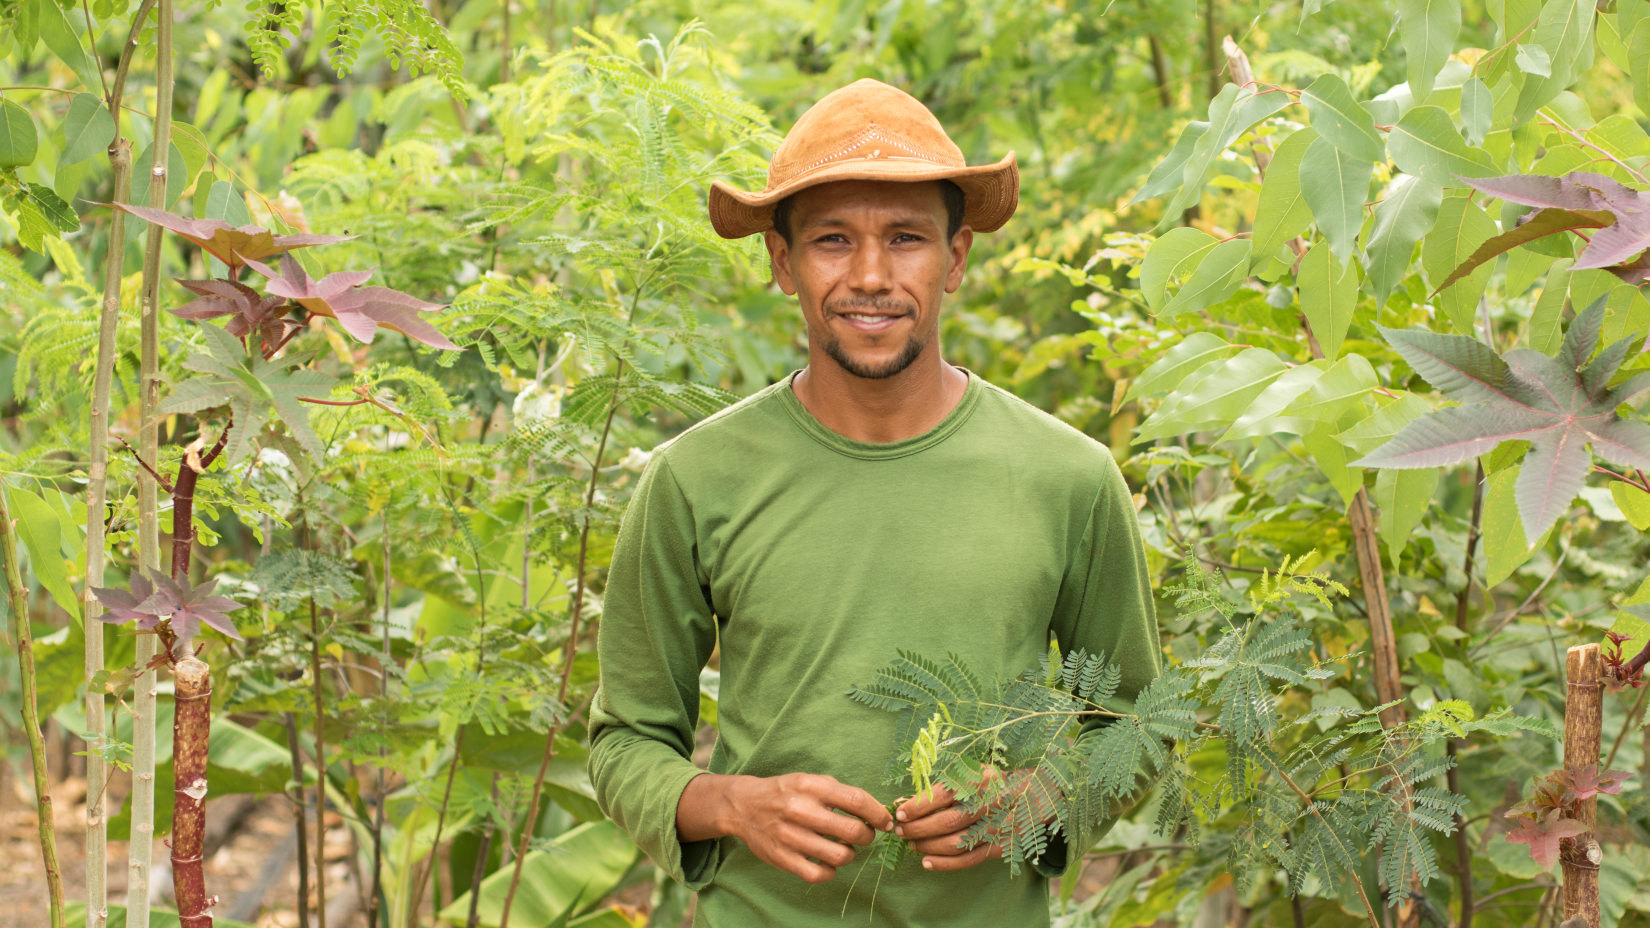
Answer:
[
  {"xmin": 772, "ymin": 848, "xmax": 838, "ymax": 884},
  {"xmin": 787, "ymin": 829, "xmax": 860, "ymax": 870},
  {"xmin": 921, "ymin": 841, "xmax": 1001, "ymax": 872},
  {"xmin": 895, "ymin": 781, "xmax": 956, "ymax": 822},
  {"xmin": 895, "ymin": 805, "xmax": 980, "ymax": 840},
  {"xmin": 907, "ymin": 828, "xmax": 977, "ymax": 856},
  {"xmin": 820, "ymin": 781, "xmax": 894, "ymax": 833}
]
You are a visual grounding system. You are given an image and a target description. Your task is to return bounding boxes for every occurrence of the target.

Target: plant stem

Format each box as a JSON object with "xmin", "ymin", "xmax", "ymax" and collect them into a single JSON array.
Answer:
[
  {"xmin": 83, "ymin": 128, "xmax": 132, "ymax": 928},
  {"xmin": 284, "ymin": 713, "xmax": 312, "ymax": 928},
  {"xmin": 311, "ymin": 597, "xmax": 328, "ymax": 928},
  {"xmin": 369, "ymin": 525, "xmax": 391, "ymax": 928},
  {"xmin": 130, "ymin": 0, "xmax": 174, "ymax": 918},
  {"xmin": 3, "ymin": 489, "xmax": 66, "ymax": 928},
  {"xmin": 466, "ymin": 773, "xmax": 501, "ymax": 928},
  {"xmin": 1456, "ymin": 463, "xmax": 1485, "ymax": 633},
  {"xmin": 498, "ymin": 359, "xmax": 627, "ymax": 928},
  {"xmin": 1446, "ymin": 740, "xmax": 1474, "ymax": 928}
]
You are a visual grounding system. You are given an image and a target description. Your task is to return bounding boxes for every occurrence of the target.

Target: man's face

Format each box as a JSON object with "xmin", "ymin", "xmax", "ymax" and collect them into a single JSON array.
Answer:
[{"xmin": 764, "ymin": 180, "xmax": 973, "ymax": 380}]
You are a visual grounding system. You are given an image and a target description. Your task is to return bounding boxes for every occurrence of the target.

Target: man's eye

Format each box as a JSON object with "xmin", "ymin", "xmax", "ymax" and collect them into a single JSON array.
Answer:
[{"xmin": 893, "ymin": 233, "xmax": 923, "ymax": 244}]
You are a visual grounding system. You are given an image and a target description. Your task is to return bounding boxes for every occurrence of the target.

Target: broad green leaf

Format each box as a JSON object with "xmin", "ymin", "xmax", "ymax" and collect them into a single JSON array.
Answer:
[
  {"xmin": 1365, "ymin": 175, "xmax": 1443, "ymax": 308},
  {"xmin": 1527, "ymin": 259, "xmax": 1573, "ymax": 354},
  {"xmin": 1300, "ymin": 137, "xmax": 1373, "ymax": 264},
  {"xmin": 1160, "ymin": 83, "xmax": 1292, "ymax": 221},
  {"xmin": 1250, "ymin": 128, "xmax": 1319, "ymax": 267},
  {"xmin": 443, "ymin": 820, "xmax": 639, "ymax": 927},
  {"xmin": 1505, "ymin": 247, "xmax": 1557, "ymax": 298},
  {"xmin": 1388, "ymin": 106, "xmax": 1498, "ymax": 185},
  {"xmin": 160, "ymin": 323, "xmax": 336, "ymax": 463},
  {"xmin": 1376, "ymin": 466, "xmax": 1440, "ymax": 561},
  {"xmin": 59, "ymin": 93, "xmax": 115, "ymax": 165},
  {"xmin": 1299, "ymin": 240, "xmax": 1358, "ymax": 360},
  {"xmin": 1609, "ymin": 481, "xmax": 1650, "ymax": 530},
  {"xmin": 1483, "ymin": 463, "xmax": 1553, "ymax": 586},
  {"xmin": 37, "ymin": 0, "xmax": 102, "ymax": 94},
  {"xmin": 4, "ymin": 485, "xmax": 80, "ymax": 620},
  {"xmin": 54, "ymin": 157, "xmax": 89, "ymax": 204},
  {"xmin": 0, "ymin": 99, "xmax": 38, "ymax": 168},
  {"xmin": 24, "ymin": 183, "xmax": 79, "ymax": 234},
  {"xmin": 1597, "ymin": 11, "xmax": 1630, "ymax": 73},
  {"xmin": 1301, "ymin": 73, "xmax": 1384, "ymax": 162},
  {"xmin": 202, "ymin": 179, "xmax": 254, "ymax": 277},
  {"xmin": 1430, "ymin": 208, "xmax": 1611, "ymax": 295},
  {"xmin": 1587, "ymin": 114, "xmax": 1650, "ymax": 161},
  {"xmin": 171, "ymin": 122, "xmax": 213, "ymax": 192},
  {"xmin": 1339, "ymin": 392, "xmax": 1434, "ymax": 457},
  {"xmin": 1141, "ymin": 228, "xmax": 1217, "ymax": 311},
  {"xmin": 1286, "ymin": 353, "xmax": 1377, "ymax": 421},
  {"xmin": 1626, "ymin": 0, "xmax": 1650, "ymax": 42},
  {"xmin": 1221, "ymin": 362, "xmax": 1328, "ymax": 441},
  {"xmin": 1129, "ymin": 121, "xmax": 1209, "ymax": 205},
  {"xmin": 1135, "ymin": 348, "xmax": 1290, "ymax": 443},
  {"xmin": 1423, "ymin": 194, "xmax": 1498, "ymax": 333},
  {"xmin": 1125, "ymin": 332, "xmax": 1234, "ymax": 402},
  {"xmin": 1514, "ymin": 0, "xmax": 1596, "ymax": 123},
  {"xmin": 1161, "ymin": 239, "xmax": 1250, "ymax": 317},
  {"xmin": 1399, "ymin": 0, "xmax": 1463, "ymax": 104},
  {"xmin": 1631, "ymin": 20, "xmax": 1650, "ymax": 116},
  {"xmin": 1515, "ymin": 43, "xmax": 1553, "ymax": 76},
  {"xmin": 1461, "ymin": 77, "xmax": 1492, "ymax": 147},
  {"xmin": 1541, "ymin": 91, "xmax": 1595, "ymax": 131},
  {"xmin": 1303, "ymin": 420, "xmax": 1363, "ymax": 505},
  {"xmin": 1531, "ymin": 145, "xmax": 1591, "ymax": 178},
  {"xmin": 129, "ymin": 141, "xmax": 187, "ymax": 213}
]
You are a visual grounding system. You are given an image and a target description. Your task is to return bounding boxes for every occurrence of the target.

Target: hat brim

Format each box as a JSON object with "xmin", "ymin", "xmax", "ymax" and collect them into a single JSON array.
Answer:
[{"xmin": 707, "ymin": 152, "xmax": 1019, "ymax": 240}]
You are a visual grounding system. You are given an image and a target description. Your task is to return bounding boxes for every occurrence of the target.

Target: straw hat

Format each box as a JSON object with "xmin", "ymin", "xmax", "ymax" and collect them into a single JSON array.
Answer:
[{"xmin": 708, "ymin": 78, "xmax": 1019, "ymax": 239}]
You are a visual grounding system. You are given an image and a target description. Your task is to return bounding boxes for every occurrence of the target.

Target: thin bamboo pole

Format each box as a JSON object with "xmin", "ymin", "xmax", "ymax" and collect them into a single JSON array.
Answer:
[
  {"xmin": 128, "ymin": 0, "xmax": 174, "ymax": 920},
  {"xmin": 83, "ymin": 134, "xmax": 132, "ymax": 928},
  {"xmin": 3, "ymin": 489, "xmax": 67, "ymax": 928},
  {"xmin": 1562, "ymin": 645, "xmax": 1603, "ymax": 928}
]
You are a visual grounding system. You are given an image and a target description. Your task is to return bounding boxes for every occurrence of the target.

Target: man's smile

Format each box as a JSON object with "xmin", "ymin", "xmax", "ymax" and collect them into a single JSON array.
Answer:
[{"xmin": 834, "ymin": 310, "xmax": 910, "ymax": 333}]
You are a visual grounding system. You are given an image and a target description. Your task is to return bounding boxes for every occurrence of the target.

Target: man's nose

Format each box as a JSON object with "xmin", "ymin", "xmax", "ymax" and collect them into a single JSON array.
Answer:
[{"xmin": 846, "ymin": 238, "xmax": 894, "ymax": 297}]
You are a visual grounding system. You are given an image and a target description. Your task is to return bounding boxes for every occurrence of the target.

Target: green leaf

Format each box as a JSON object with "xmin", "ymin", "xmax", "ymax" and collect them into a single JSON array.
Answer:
[
  {"xmin": 1461, "ymin": 77, "xmax": 1493, "ymax": 147},
  {"xmin": 1303, "ymin": 420, "xmax": 1363, "ymax": 505},
  {"xmin": 1398, "ymin": 0, "xmax": 1463, "ymax": 104},
  {"xmin": 0, "ymin": 99, "xmax": 38, "ymax": 168},
  {"xmin": 1389, "ymin": 106, "xmax": 1498, "ymax": 186},
  {"xmin": 24, "ymin": 183, "xmax": 79, "ymax": 233},
  {"xmin": 1300, "ymin": 137, "xmax": 1373, "ymax": 265},
  {"xmin": 4, "ymin": 485, "xmax": 80, "ymax": 620},
  {"xmin": 1505, "ymin": 246, "xmax": 1558, "ymax": 298},
  {"xmin": 1586, "ymin": 113, "xmax": 1650, "ymax": 162},
  {"xmin": 1250, "ymin": 128, "xmax": 1319, "ymax": 268},
  {"xmin": 1630, "ymin": 20, "xmax": 1650, "ymax": 116},
  {"xmin": 1222, "ymin": 362, "xmax": 1327, "ymax": 441},
  {"xmin": 1339, "ymin": 391, "xmax": 1433, "ymax": 457},
  {"xmin": 1609, "ymin": 480, "xmax": 1650, "ymax": 530},
  {"xmin": 1141, "ymin": 228, "xmax": 1217, "ymax": 311},
  {"xmin": 36, "ymin": 0, "xmax": 102, "ymax": 94},
  {"xmin": 1527, "ymin": 258, "xmax": 1573, "ymax": 353},
  {"xmin": 1286, "ymin": 353, "xmax": 1377, "ymax": 421},
  {"xmin": 160, "ymin": 324, "xmax": 336, "ymax": 463},
  {"xmin": 59, "ymin": 93, "xmax": 115, "ymax": 166},
  {"xmin": 1483, "ymin": 463, "xmax": 1553, "ymax": 587},
  {"xmin": 1299, "ymin": 240, "xmax": 1358, "ymax": 360},
  {"xmin": 1423, "ymin": 194, "xmax": 1498, "ymax": 333},
  {"xmin": 443, "ymin": 820, "xmax": 639, "ymax": 926},
  {"xmin": 1136, "ymin": 348, "xmax": 1290, "ymax": 443},
  {"xmin": 1514, "ymin": 0, "xmax": 1596, "ymax": 123},
  {"xmin": 1161, "ymin": 239, "xmax": 1250, "ymax": 317},
  {"xmin": 1301, "ymin": 73, "xmax": 1385, "ymax": 162},
  {"xmin": 1516, "ymin": 43, "xmax": 1553, "ymax": 77},
  {"xmin": 129, "ymin": 141, "xmax": 187, "ymax": 213},
  {"xmin": 171, "ymin": 122, "xmax": 213, "ymax": 192},
  {"xmin": 1365, "ymin": 175, "xmax": 1443, "ymax": 308},
  {"xmin": 1125, "ymin": 332, "xmax": 1235, "ymax": 403},
  {"xmin": 201, "ymin": 179, "xmax": 254, "ymax": 277},
  {"xmin": 1430, "ymin": 208, "xmax": 1611, "ymax": 296},
  {"xmin": 1597, "ymin": 10, "xmax": 1630, "ymax": 73},
  {"xmin": 1376, "ymin": 467, "xmax": 1440, "ymax": 562},
  {"xmin": 1160, "ymin": 83, "xmax": 1292, "ymax": 221},
  {"xmin": 1129, "ymin": 120, "xmax": 1209, "ymax": 205}
]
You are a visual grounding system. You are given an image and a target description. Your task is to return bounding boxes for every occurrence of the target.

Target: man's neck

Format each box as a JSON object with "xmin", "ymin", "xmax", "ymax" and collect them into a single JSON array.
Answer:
[{"xmin": 790, "ymin": 349, "xmax": 969, "ymax": 444}]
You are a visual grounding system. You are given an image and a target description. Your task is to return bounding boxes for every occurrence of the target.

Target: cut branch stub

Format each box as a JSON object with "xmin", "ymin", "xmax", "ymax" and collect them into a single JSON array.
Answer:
[
  {"xmin": 172, "ymin": 657, "xmax": 215, "ymax": 928},
  {"xmin": 1562, "ymin": 644, "xmax": 1604, "ymax": 928}
]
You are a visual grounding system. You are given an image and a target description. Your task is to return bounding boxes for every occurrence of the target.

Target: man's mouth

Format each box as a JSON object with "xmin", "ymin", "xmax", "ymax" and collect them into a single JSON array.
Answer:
[{"xmin": 834, "ymin": 311, "xmax": 909, "ymax": 332}]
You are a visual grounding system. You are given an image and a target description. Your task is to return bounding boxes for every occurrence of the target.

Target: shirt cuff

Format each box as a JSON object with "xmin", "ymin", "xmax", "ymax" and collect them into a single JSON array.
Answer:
[{"xmin": 667, "ymin": 771, "xmax": 724, "ymax": 891}]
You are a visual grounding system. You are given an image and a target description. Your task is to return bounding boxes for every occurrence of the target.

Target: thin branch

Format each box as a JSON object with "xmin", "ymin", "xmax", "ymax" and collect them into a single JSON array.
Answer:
[
  {"xmin": 114, "ymin": 436, "xmax": 174, "ymax": 493},
  {"xmin": 1467, "ymin": 545, "xmax": 1569, "ymax": 657}
]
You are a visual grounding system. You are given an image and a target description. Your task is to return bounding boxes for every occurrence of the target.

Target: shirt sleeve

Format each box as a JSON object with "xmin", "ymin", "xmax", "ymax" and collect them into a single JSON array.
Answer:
[
  {"xmin": 1034, "ymin": 449, "xmax": 1163, "ymax": 878},
  {"xmin": 587, "ymin": 453, "xmax": 722, "ymax": 889}
]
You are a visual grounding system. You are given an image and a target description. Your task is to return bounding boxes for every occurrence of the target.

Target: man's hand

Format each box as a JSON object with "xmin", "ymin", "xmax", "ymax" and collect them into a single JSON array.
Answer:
[
  {"xmin": 894, "ymin": 767, "xmax": 1059, "ymax": 872},
  {"xmin": 677, "ymin": 772, "xmax": 895, "ymax": 884}
]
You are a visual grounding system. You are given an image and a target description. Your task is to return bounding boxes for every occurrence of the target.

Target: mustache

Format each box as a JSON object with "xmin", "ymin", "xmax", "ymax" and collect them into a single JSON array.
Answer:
[{"xmin": 824, "ymin": 296, "xmax": 916, "ymax": 317}]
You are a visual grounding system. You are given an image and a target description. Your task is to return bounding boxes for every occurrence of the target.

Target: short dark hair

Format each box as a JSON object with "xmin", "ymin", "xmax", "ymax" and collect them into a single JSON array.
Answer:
[{"xmin": 771, "ymin": 179, "xmax": 967, "ymax": 244}]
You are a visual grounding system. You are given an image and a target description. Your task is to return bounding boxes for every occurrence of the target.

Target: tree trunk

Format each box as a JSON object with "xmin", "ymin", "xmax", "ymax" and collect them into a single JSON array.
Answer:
[
  {"xmin": 1347, "ymin": 489, "xmax": 1405, "ymax": 725},
  {"xmin": 1202, "ymin": 0, "xmax": 1221, "ymax": 103},
  {"xmin": 1148, "ymin": 35, "xmax": 1173, "ymax": 109},
  {"xmin": 1561, "ymin": 644, "xmax": 1603, "ymax": 928},
  {"xmin": 171, "ymin": 659, "xmax": 214, "ymax": 928},
  {"xmin": 130, "ymin": 0, "xmax": 176, "ymax": 920},
  {"xmin": 3, "ymin": 490, "xmax": 66, "ymax": 928},
  {"xmin": 285, "ymin": 713, "xmax": 312, "ymax": 928}
]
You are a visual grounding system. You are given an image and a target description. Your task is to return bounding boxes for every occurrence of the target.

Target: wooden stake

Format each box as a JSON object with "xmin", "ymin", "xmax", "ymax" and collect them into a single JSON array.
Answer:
[
  {"xmin": 171, "ymin": 659, "xmax": 213, "ymax": 927},
  {"xmin": 1562, "ymin": 645, "xmax": 1603, "ymax": 928}
]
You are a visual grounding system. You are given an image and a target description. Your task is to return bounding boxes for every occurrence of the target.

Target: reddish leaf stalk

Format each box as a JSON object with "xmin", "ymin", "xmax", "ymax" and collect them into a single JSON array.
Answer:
[{"xmin": 171, "ymin": 427, "xmax": 231, "ymax": 584}]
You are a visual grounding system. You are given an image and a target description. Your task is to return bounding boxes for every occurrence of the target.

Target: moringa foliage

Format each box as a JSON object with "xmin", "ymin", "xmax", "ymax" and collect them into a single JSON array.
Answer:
[{"xmin": 852, "ymin": 557, "xmax": 1559, "ymax": 916}]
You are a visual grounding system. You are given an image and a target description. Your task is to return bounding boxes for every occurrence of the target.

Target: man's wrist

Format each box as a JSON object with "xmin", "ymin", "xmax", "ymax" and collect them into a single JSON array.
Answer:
[{"xmin": 678, "ymin": 773, "xmax": 749, "ymax": 843}]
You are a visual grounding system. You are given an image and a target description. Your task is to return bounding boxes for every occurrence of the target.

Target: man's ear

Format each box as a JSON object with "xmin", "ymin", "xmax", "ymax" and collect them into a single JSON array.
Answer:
[
  {"xmin": 764, "ymin": 229, "xmax": 798, "ymax": 296},
  {"xmin": 944, "ymin": 226, "xmax": 974, "ymax": 294}
]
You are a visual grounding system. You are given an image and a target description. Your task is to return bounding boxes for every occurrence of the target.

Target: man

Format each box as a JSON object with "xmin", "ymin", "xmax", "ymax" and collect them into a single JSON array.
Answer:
[{"xmin": 588, "ymin": 78, "xmax": 1160, "ymax": 926}]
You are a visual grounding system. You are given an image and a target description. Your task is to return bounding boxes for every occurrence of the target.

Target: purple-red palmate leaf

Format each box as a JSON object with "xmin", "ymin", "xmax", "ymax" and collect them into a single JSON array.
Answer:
[
  {"xmin": 243, "ymin": 254, "xmax": 459, "ymax": 350},
  {"xmin": 172, "ymin": 278, "xmax": 299, "ymax": 352},
  {"xmin": 1429, "ymin": 208, "xmax": 1615, "ymax": 295},
  {"xmin": 148, "ymin": 574, "xmax": 244, "ymax": 641},
  {"xmin": 1557, "ymin": 764, "xmax": 1635, "ymax": 803},
  {"xmin": 89, "ymin": 573, "xmax": 167, "ymax": 628},
  {"xmin": 1359, "ymin": 297, "xmax": 1650, "ymax": 540},
  {"xmin": 103, "ymin": 202, "xmax": 354, "ymax": 269},
  {"xmin": 1458, "ymin": 171, "xmax": 1650, "ymax": 274},
  {"xmin": 1504, "ymin": 809, "xmax": 1587, "ymax": 871}
]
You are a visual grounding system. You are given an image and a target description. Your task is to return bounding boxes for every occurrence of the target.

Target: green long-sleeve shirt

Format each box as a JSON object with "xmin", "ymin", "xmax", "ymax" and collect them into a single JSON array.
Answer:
[{"xmin": 588, "ymin": 371, "xmax": 1161, "ymax": 927}]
